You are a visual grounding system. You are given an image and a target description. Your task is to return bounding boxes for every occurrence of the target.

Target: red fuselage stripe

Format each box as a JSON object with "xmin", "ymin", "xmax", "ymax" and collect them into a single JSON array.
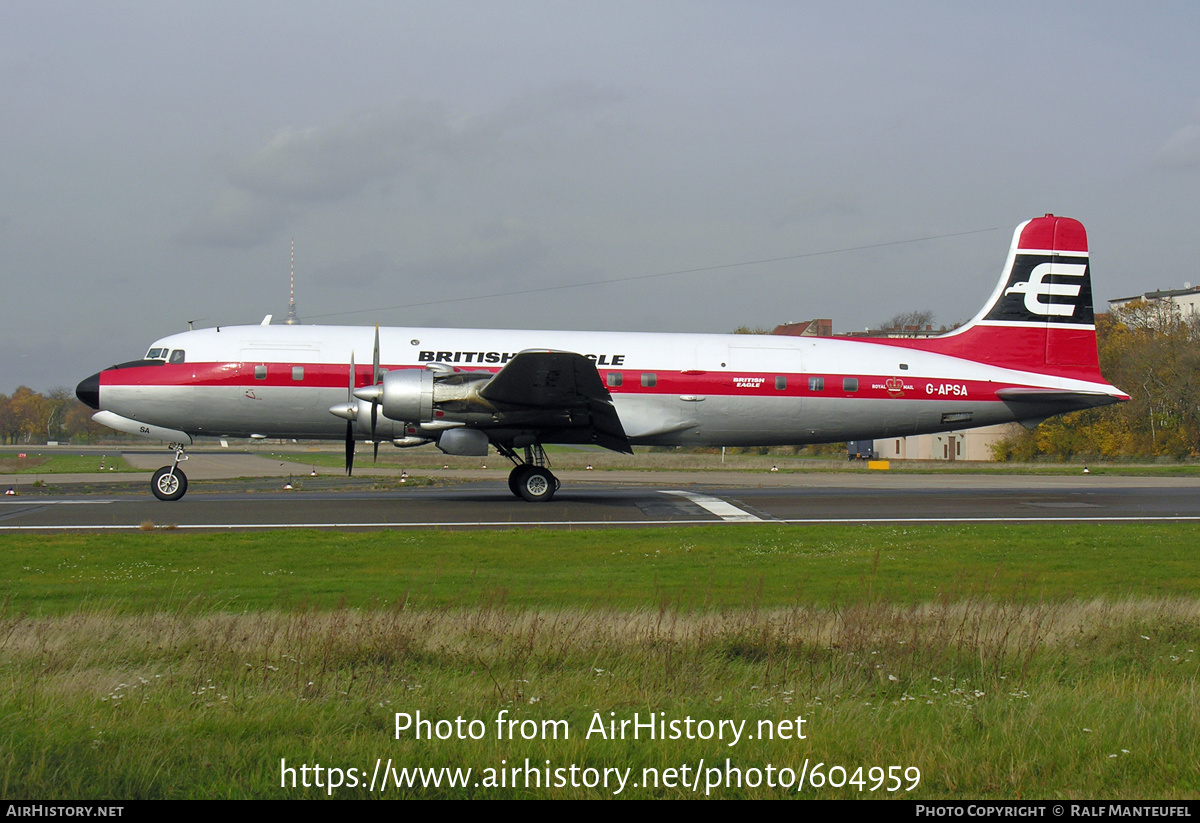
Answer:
[{"xmin": 99, "ymin": 362, "xmax": 1027, "ymax": 403}]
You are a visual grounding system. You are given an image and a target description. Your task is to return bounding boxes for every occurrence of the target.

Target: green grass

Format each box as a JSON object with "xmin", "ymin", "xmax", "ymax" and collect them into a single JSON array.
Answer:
[
  {"xmin": 0, "ymin": 451, "xmax": 135, "ymax": 474},
  {"xmin": 5, "ymin": 523, "xmax": 1200, "ymax": 614},
  {"xmin": 3, "ymin": 524, "xmax": 1199, "ymax": 799}
]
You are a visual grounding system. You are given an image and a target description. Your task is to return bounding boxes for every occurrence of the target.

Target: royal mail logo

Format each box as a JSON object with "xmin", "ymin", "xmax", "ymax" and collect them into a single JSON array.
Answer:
[{"xmin": 885, "ymin": 377, "xmax": 905, "ymax": 398}]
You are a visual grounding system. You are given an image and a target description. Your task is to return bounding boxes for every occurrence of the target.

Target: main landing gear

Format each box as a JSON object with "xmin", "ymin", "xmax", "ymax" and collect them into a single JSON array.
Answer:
[
  {"xmin": 151, "ymin": 444, "xmax": 189, "ymax": 502},
  {"xmin": 498, "ymin": 443, "xmax": 560, "ymax": 503}
]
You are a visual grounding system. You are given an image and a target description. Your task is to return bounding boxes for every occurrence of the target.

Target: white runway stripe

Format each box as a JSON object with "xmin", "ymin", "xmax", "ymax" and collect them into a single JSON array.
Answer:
[
  {"xmin": 661, "ymin": 490, "xmax": 763, "ymax": 521},
  {"xmin": 0, "ymin": 500, "xmax": 115, "ymax": 505}
]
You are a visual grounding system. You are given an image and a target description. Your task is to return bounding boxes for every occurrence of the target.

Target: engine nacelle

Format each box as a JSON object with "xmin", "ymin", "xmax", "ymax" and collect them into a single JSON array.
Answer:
[
  {"xmin": 380, "ymin": 368, "xmax": 435, "ymax": 423},
  {"xmin": 437, "ymin": 427, "xmax": 490, "ymax": 456}
]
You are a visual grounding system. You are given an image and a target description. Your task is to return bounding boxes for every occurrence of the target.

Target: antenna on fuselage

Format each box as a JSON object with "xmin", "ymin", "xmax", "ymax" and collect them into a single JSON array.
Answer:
[{"xmin": 284, "ymin": 237, "xmax": 302, "ymax": 325}]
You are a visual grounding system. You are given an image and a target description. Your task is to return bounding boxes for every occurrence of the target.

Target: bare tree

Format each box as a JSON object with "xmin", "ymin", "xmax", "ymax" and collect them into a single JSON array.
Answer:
[{"xmin": 879, "ymin": 309, "xmax": 935, "ymax": 332}]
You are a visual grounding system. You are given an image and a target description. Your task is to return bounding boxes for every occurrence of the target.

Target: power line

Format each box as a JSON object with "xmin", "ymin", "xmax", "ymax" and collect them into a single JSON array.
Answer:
[{"xmin": 306, "ymin": 226, "xmax": 997, "ymax": 321}]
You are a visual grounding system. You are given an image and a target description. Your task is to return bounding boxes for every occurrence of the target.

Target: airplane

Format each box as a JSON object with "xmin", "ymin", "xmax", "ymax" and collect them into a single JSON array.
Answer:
[{"xmin": 75, "ymin": 214, "xmax": 1128, "ymax": 502}]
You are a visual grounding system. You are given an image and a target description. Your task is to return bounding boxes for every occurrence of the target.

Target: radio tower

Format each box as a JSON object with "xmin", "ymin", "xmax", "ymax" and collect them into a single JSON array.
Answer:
[{"xmin": 284, "ymin": 238, "xmax": 302, "ymax": 325}]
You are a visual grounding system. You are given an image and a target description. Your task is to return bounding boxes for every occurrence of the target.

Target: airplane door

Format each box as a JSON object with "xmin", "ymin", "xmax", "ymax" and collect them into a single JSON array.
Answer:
[{"xmin": 722, "ymin": 338, "xmax": 805, "ymax": 442}]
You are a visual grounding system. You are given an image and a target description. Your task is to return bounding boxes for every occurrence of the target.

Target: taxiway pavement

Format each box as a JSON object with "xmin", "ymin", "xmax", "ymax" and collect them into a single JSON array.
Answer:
[{"xmin": 3, "ymin": 451, "xmax": 1199, "ymax": 531}]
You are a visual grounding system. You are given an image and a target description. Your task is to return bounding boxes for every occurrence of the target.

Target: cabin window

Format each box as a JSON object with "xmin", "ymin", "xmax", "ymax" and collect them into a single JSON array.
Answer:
[
  {"xmin": 641, "ymin": 373, "xmax": 657, "ymax": 388},
  {"xmin": 606, "ymin": 372, "xmax": 623, "ymax": 388},
  {"xmin": 843, "ymin": 377, "xmax": 859, "ymax": 392},
  {"xmin": 169, "ymin": 349, "xmax": 185, "ymax": 364},
  {"xmin": 255, "ymin": 365, "xmax": 267, "ymax": 380},
  {"xmin": 808, "ymin": 377, "xmax": 824, "ymax": 391},
  {"xmin": 292, "ymin": 366, "xmax": 304, "ymax": 381},
  {"xmin": 775, "ymin": 376, "xmax": 787, "ymax": 390}
]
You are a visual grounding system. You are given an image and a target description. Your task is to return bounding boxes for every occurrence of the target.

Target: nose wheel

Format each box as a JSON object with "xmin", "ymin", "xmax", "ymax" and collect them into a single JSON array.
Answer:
[{"xmin": 151, "ymin": 445, "xmax": 189, "ymax": 501}]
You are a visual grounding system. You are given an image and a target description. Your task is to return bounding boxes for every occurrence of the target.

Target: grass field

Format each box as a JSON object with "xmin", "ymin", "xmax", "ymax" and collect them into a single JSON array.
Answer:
[
  {"xmin": 0, "ymin": 451, "xmax": 134, "ymax": 474},
  {"xmin": 3, "ymin": 524, "xmax": 1199, "ymax": 798}
]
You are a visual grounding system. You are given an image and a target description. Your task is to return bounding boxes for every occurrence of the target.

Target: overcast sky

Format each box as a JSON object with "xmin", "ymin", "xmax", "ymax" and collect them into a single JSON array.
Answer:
[{"xmin": 3, "ymin": 1, "xmax": 1199, "ymax": 391}]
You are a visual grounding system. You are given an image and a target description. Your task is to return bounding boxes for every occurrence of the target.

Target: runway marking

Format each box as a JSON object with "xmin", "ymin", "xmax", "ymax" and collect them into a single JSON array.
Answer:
[
  {"xmin": 0, "ymin": 500, "xmax": 115, "ymax": 505},
  {"xmin": 661, "ymin": 490, "xmax": 763, "ymax": 521}
]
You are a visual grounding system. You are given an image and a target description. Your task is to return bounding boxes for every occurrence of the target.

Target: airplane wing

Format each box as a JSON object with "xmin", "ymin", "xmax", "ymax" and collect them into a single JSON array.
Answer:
[{"xmin": 479, "ymin": 350, "xmax": 632, "ymax": 453}]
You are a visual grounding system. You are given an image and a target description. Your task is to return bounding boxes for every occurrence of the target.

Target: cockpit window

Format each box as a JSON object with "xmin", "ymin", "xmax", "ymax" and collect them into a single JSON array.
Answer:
[
  {"xmin": 169, "ymin": 349, "xmax": 185, "ymax": 364},
  {"xmin": 145, "ymin": 347, "xmax": 169, "ymax": 360}
]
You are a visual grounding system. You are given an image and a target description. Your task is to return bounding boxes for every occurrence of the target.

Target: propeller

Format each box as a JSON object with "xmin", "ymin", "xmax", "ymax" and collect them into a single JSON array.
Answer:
[{"xmin": 345, "ymin": 353, "xmax": 356, "ymax": 475}]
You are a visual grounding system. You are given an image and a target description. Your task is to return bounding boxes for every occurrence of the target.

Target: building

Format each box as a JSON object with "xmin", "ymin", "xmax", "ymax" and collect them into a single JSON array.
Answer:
[
  {"xmin": 770, "ymin": 318, "xmax": 832, "ymax": 337},
  {"xmin": 872, "ymin": 423, "xmax": 1023, "ymax": 462},
  {"xmin": 1109, "ymin": 284, "xmax": 1200, "ymax": 317}
]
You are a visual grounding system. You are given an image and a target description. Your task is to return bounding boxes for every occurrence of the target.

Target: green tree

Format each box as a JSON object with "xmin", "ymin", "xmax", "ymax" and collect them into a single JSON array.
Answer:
[{"xmin": 993, "ymin": 301, "xmax": 1200, "ymax": 460}]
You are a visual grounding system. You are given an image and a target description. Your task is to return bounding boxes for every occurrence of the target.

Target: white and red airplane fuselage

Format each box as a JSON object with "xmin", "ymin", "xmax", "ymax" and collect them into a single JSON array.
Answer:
[{"xmin": 77, "ymin": 215, "xmax": 1128, "ymax": 501}]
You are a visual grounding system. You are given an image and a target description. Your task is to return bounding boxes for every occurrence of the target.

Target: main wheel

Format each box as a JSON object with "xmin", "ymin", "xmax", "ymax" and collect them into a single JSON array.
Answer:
[
  {"xmin": 517, "ymin": 466, "xmax": 557, "ymax": 503},
  {"xmin": 507, "ymin": 465, "xmax": 533, "ymax": 498},
  {"xmin": 151, "ymin": 467, "xmax": 188, "ymax": 501}
]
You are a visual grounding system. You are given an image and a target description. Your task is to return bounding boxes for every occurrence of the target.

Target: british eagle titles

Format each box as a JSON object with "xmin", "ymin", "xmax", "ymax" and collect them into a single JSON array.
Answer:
[{"xmin": 419, "ymin": 350, "xmax": 626, "ymax": 366}]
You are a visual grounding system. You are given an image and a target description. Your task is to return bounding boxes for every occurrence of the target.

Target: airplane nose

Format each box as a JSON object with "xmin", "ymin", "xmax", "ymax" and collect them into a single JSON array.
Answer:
[{"xmin": 76, "ymin": 372, "xmax": 101, "ymax": 410}]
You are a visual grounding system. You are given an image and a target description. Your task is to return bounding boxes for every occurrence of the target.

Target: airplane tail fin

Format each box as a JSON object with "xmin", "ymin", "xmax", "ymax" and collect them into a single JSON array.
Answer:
[{"xmin": 909, "ymin": 214, "xmax": 1107, "ymax": 382}]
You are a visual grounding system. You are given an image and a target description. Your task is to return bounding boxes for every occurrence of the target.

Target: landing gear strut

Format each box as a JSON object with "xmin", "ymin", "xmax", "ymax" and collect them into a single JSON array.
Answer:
[
  {"xmin": 499, "ymin": 443, "xmax": 560, "ymax": 503},
  {"xmin": 151, "ymin": 444, "xmax": 189, "ymax": 502}
]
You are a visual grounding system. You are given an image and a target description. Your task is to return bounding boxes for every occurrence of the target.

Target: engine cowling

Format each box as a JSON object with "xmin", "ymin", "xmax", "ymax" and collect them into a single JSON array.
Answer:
[
  {"xmin": 353, "ymin": 368, "xmax": 496, "ymax": 426},
  {"xmin": 380, "ymin": 368, "xmax": 435, "ymax": 423}
]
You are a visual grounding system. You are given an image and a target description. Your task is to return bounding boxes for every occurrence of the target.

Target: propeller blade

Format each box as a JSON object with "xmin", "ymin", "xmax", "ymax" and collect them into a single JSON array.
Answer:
[
  {"xmin": 345, "ymin": 353, "xmax": 356, "ymax": 475},
  {"xmin": 372, "ymin": 325, "xmax": 381, "ymax": 384},
  {"xmin": 371, "ymin": 324, "xmax": 381, "ymax": 461}
]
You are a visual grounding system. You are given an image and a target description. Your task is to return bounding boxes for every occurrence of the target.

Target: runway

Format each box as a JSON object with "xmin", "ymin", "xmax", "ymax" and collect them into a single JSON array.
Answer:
[{"xmin": 4, "ymin": 464, "xmax": 1200, "ymax": 530}]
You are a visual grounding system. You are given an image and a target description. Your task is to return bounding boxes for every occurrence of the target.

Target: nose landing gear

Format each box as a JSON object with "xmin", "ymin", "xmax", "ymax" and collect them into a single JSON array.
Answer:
[{"xmin": 151, "ymin": 444, "xmax": 189, "ymax": 501}]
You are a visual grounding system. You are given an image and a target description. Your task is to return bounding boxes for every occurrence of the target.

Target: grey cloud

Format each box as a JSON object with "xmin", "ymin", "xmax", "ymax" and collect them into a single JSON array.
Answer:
[
  {"xmin": 774, "ymin": 191, "xmax": 861, "ymax": 229},
  {"xmin": 227, "ymin": 101, "xmax": 455, "ymax": 200},
  {"xmin": 302, "ymin": 218, "xmax": 551, "ymax": 324},
  {"xmin": 1156, "ymin": 122, "xmax": 1200, "ymax": 167},
  {"xmin": 177, "ymin": 89, "xmax": 623, "ymax": 250},
  {"xmin": 312, "ymin": 249, "xmax": 398, "ymax": 291},
  {"xmin": 176, "ymin": 188, "xmax": 294, "ymax": 249},
  {"xmin": 180, "ymin": 101, "xmax": 459, "ymax": 248}
]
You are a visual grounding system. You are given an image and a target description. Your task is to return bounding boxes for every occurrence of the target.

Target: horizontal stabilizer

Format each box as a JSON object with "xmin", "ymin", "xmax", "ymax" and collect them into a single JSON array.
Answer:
[
  {"xmin": 995, "ymin": 387, "xmax": 1123, "ymax": 410},
  {"xmin": 994, "ymin": 387, "xmax": 1121, "ymax": 430}
]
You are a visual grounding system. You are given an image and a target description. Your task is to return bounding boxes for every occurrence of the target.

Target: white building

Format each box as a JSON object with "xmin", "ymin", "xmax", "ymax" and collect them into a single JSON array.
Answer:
[
  {"xmin": 872, "ymin": 423, "xmax": 1023, "ymax": 462},
  {"xmin": 1109, "ymin": 284, "xmax": 1200, "ymax": 317}
]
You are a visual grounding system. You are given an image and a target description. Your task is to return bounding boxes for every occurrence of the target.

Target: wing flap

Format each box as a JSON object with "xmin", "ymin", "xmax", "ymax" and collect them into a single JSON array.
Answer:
[{"xmin": 480, "ymin": 350, "xmax": 632, "ymax": 454}]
